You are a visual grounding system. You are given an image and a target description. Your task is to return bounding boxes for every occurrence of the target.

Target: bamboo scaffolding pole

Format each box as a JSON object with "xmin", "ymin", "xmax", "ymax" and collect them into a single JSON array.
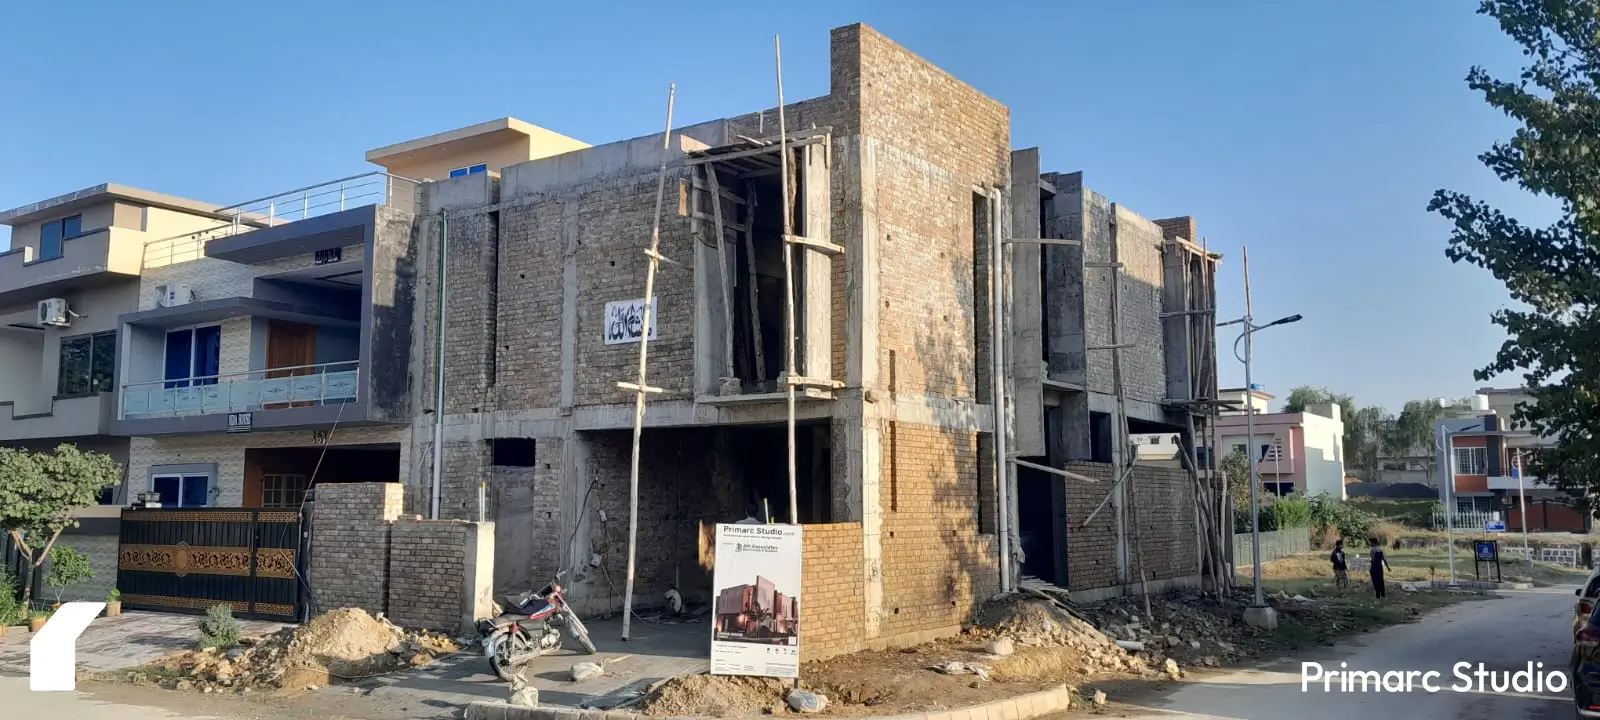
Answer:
[
  {"xmin": 620, "ymin": 84, "xmax": 677, "ymax": 642},
  {"xmin": 776, "ymin": 35, "xmax": 799, "ymax": 525}
]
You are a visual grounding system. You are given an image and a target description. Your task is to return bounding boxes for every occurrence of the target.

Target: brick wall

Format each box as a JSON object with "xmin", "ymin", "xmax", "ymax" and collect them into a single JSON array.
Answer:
[
  {"xmin": 310, "ymin": 482, "xmax": 403, "ymax": 615},
  {"xmin": 1063, "ymin": 462, "xmax": 1117, "ymax": 592},
  {"xmin": 800, "ymin": 522, "xmax": 864, "ymax": 661},
  {"xmin": 139, "ymin": 243, "xmax": 368, "ymax": 312},
  {"xmin": 879, "ymin": 422, "xmax": 998, "ymax": 642},
  {"xmin": 1062, "ymin": 462, "xmax": 1200, "ymax": 593},
  {"xmin": 414, "ymin": 439, "xmax": 491, "ymax": 521},
  {"xmin": 849, "ymin": 24, "xmax": 1010, "ymax": 400},
  {"xmin": 1077, "ymin": 190, "xmax": 1169, "ymax": 402},
  {"xmin": 1130, "ymin": 465, "xmax": 1198, "ymax": 582},
  {"xmin": 1154, "ymin": 217, "xmax": 1197, "ymax": 243},
  {"xmin": 490, "ymin": 439, "xmax": 564, "ymax": 594},
  {"xmin": 387, "ymin": 519, "xmax": 470, "ymax": 631},
  {"xmin": 493, "ymin": 203, "xmax": 566, "ymax": 410}
]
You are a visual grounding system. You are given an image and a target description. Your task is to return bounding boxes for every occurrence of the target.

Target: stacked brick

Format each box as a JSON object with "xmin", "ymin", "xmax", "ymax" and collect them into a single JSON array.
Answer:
[
  {"xmin": 1131, "ymin": 465, "xmax": 1200, "ymax": 582},
  {"xmin": 309, "ymin": 482, "xmax": 403, "ymax": 615},
  {"xmin": 387, "ymin": 519, "xmax": 471, "ymax": 631},
  {"xmin": 1063, "ymin": 462, "xmax": 1118, "ymax": 592},
  {"xmin": 799, "ymin": 522, "xmax": 864, "ymax": 661}
]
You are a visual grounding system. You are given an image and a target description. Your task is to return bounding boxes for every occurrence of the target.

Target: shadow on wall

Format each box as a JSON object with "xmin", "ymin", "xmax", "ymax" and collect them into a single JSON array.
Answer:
[{"xmin": 878, "ymin": 188, "xmax": 1001, "ymax": 637}]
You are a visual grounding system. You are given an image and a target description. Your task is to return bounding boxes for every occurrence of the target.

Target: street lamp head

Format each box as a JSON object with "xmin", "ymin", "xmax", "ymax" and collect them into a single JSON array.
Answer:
[{"xmin": 1268, "ymin": 314, "xmax": 1303, "ymax": 328}]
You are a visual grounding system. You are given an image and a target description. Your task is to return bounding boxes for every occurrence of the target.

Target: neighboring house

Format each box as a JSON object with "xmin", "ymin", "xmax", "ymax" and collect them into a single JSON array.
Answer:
[
  {"xmin": 0, "ymin": 184, "xmax": 235, "ymax": 502},
  {"xmin": 1436, "ymin": 387, "xmax": 1578, "ymax": 531},
  {"xmin": 112, "ymin": 167, "xmax": 428, "ymax": 509},
  {"xmin": 1374, "ymin": 397, "xmax": 1480, "ymax": 486},
  {"xmin": 365, "ymin": 117, "xmax": 590, "ymax": 181},
  {"xmin": 1200, "ymin": 391, "xmax": 1347, "ymax": 499}
]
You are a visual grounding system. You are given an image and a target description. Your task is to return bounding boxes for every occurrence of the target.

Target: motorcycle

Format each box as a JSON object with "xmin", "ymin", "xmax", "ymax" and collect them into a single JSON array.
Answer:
[{"xmin": 479, "ymin": 572, "xmax": 597, "ymax": 680}]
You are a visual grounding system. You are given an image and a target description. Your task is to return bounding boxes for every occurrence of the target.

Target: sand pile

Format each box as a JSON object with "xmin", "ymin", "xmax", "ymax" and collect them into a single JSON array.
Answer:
[
  {"xmin": 640, "ymin": 674, "xmax": 791, "ymax": 717},
  {"xmin": 129, "ymin": 608, "xmax": 460, "ymax": 693}
]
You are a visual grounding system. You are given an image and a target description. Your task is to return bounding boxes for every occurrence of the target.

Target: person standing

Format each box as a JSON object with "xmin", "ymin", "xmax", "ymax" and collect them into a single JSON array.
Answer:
[
  {"xmin": 1331, "ymin": 539, "xmax": 1349, "ymax": 589},
  {"xmin": 1369, "ymin": 538, "xmax": 1392, "ymax": 599}
]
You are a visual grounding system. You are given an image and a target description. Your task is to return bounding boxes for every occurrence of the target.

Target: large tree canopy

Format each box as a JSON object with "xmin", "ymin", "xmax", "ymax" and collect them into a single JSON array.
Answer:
[
  {"xmin": 1429, "ymin": 0, "xmax": 1600, "ymax": 492},
  {"xmin": 0, "ymin": 444, "xmax": 121, "ymax": 605},
  {"xmin": 1281, "ymin": 386, "xmax": 1387, "ymax": 478}
]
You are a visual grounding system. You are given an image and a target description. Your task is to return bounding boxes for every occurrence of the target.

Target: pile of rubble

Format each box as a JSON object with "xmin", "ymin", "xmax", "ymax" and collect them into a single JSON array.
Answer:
[
  {"xmin": 127, "ymin": 608, "xmax": 461, "ymax": 693},
  {"xmin": 976, "ymin": 597, "xmax": 1184, "ymax": 681}
]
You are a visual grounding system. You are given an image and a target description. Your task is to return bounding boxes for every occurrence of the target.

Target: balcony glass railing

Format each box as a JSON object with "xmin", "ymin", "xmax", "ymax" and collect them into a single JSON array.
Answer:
[
  {"xmin": 140, "ymin": 172, "xmax": 420, "ymax": 269},
  {"xmin": 120, "ymin": 361, "xmax": 358, "ymax": 419}
]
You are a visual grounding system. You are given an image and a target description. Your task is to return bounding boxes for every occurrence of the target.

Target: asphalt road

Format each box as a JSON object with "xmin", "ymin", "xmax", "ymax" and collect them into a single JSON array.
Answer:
[{"xmin": 1110, "ymin": 587, "xmax": 1582, "ymax": 720}]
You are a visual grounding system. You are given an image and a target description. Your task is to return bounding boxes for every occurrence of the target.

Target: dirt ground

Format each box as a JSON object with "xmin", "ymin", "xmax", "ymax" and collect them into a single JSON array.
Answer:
[{"xmin": 110, "ymin": 608, "xmax": 461, "ymax": 695}]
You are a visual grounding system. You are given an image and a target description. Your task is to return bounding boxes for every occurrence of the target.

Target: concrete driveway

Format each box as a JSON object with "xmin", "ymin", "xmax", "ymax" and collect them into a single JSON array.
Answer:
[{"xmin": 1106, "ymin": 587, "xmax": 1583, "ymax": 720}]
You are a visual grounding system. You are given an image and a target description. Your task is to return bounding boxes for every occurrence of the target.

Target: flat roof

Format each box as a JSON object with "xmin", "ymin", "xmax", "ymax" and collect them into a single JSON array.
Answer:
[
  {"xmin": 1218, "ymin": 387, "xmax": 1276, "ymax": 399},
  {"xmin": 0, "ymin": 183, "xmax": 226, "ymax": 227},
  {"xmin": 365, "ymin": 117, "xmax": 586, "ymax": 165}
]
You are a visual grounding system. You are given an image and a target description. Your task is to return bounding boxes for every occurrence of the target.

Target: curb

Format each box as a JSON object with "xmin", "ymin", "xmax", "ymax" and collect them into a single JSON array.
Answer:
[{"xmin": 463, "ymin": 684, "xmax": 1076, "ymax": 720}]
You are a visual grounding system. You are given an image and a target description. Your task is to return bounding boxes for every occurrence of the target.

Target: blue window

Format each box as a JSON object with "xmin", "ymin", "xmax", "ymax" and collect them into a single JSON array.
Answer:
[
  {"xmin": 37, "ymin": 214, "xmax": 81, "ymax": 261},
  {"xmin": 152, "ymin": 474, "xmax": 210, "ymax": 508},
  {"xmin": 448, "ymin": 163, "xmax": 489, "ymax": 178},
  {"xmin": 163, "ymin": 325, "xmax": 222, "ymax": 388}
]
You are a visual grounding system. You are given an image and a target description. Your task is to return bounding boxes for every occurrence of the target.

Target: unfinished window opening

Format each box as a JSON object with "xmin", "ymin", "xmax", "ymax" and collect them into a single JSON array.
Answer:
[
  {"xmin": 1090, "ymin": 411, "xmax": 1114, "ymax": 464},
  {"xmin": 977, "ymin": 434, "xmax": 996, "ymax": 534},
  {"xmin": 1039, "ymin": 189, "xmax": 1053, "ymax": 367},
  {"xmin": 690, "ymin": 132, "xmax": 833, "ymax": 398},
  {"xmin": 727, "ymin": 423, "xmax": 833, "ymax": 524},
  {"xmin": 492, "ymin": 437, "xmax": 537, "ymax": 467}
]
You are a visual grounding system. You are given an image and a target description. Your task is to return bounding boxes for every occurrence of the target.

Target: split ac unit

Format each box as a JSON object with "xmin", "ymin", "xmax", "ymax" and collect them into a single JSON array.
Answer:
[
  {"xmin": 157, "ymin": 284, "xmax": 194, "ymax": 308},
  {"xmin": 37, "ymin": 298, "xmax": 70, "ymax": 327}
]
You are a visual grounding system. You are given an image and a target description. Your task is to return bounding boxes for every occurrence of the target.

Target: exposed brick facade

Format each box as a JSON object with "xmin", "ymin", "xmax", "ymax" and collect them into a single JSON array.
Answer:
[
  {"xmin": 1061, "ymin": 462, "xmax": 1200, "ymax": 594},
  {"xmin": 387, "ymin": 519, "xmax": 472, "ymax": 631},
  {"xmin": 310, "ymin": 482, "xmax": 403, "ymax": 615},
  {"xmin": 799, "ymin": 522, "xmax": 865, "ymax": 661}
]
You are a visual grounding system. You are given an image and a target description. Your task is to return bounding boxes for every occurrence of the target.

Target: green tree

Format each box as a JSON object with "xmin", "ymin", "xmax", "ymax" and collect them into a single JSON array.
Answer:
[
  {"xmin": 1386, "ymin": 399, "xmax": 1448, "ymax": 457},
  {"xmin": 0, "ymin": 445, "xmax": 121, "ymax": 607},
  {"xmin": 1281, "ymin": 385, "xmax": 1390, "ymax": 479},
  {"xmin": 1220, "ymin": 446, "xmax": 1253, "ymax": 510},
  {"xmin": 45, "ymin": 546, "xmax": 93, "ymax": 604},
  {"xmin": 1429, "ymin": 0, "xmax": 1600, "ymax": 493}
]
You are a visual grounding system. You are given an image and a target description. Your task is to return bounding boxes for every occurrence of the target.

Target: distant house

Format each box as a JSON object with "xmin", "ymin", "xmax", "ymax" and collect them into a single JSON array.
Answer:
[{"xmin": 1200, "ymin": 387, "xmax": 1347, "ymax": 499}]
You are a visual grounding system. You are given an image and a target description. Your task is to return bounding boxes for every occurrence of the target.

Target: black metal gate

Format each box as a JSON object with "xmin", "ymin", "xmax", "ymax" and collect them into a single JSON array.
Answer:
[{"xmin": 117, "ymin": 508, "xmax": 307, "ymax": 620}]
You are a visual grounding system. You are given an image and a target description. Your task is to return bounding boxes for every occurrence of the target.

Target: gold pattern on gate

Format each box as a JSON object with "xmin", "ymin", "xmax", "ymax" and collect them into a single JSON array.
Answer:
[{"xmin": 119, "ymin": 543, "xmax": 256, "ymax": 577}]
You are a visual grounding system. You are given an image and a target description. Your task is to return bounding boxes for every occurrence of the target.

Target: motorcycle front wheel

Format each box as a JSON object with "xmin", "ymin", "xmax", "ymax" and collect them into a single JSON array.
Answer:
[
  {"xmin": 564, "ymin": 608, "xmax": 598, "ymax": 654},
  {"xmin": 488, "ymin": 631, "xmax": 526, "ymax": 680}
]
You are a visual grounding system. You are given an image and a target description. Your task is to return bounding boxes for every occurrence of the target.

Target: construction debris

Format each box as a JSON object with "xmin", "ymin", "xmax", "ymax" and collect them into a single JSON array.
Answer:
[
  {"xmin": 122, "ymin": 608, "xmax": 460, "ymax": 693},
  {"xmin": 785, "ymin": 689, "xmax": 829, "ymax": 713},
  {"xmin": 571, "ymin": 662, "xmax": 606, "ymax": 682},
  {"xmin": 931, "ymin": 661, "xmax": 991, "ymax": 681}
]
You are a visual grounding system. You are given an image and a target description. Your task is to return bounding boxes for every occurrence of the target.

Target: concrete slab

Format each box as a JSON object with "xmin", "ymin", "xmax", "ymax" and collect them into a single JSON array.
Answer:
[
  {"xmin": 358, "ymin": 614, "xmax": 709, "ymax": 711},
  {"xmin": 0, "ymin": 611, "xmax": 288, "ymax": 674}
]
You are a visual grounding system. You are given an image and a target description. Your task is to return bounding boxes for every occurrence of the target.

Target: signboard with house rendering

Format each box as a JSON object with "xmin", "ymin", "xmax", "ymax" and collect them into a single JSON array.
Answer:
[{"xmin": 710, "ymin": 523, "xmax": 802, "ymax": 678}]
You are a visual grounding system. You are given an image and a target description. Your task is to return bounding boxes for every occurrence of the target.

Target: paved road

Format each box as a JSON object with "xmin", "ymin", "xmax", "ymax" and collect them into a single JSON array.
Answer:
[{"xmin": 1111, "ymin": 588, "xmax": 1581, "ymax": 720}]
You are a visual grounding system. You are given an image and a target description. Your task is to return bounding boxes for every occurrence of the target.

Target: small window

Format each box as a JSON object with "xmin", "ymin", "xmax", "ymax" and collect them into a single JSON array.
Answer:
[
  {"xmin": 261, "ymin": 473, "xmax": 310, "ymax": 508},
  {"xmin": 1453, "ymin": 447, "xmax": 1487, "ymax": 475},
  {"xmin": 448, "ymin": 163, "xmax": 489, "ymax": 179},
  {"xmin": 152, "ymin": 474, "xmax": 210, "ymax": 507},
  {"xmin": 58, "ymin": 331, "xmax": 117, "ymax": 396}
]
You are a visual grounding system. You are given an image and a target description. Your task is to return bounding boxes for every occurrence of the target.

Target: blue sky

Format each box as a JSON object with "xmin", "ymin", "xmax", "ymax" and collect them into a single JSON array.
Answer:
[{"xmin": 0, "ymin": 1, "xmax": 1543, "ymax": 413}]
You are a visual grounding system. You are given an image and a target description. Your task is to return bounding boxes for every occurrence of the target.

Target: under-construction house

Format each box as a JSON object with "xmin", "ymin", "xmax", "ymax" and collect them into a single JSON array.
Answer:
[{"xmin": 401, "ymin": 24, "xmax": 1219, "ymax": 660}]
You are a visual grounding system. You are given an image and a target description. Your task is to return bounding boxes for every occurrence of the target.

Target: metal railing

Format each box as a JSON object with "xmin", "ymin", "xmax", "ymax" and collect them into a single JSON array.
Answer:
[
  {"xmin": 141, "ymin": 172, "xmax": 420, "ymax": 269},
  {"xmin": 120, "ymin": 361, "xmax": 359, "ymax": 419},
  {"xmin": 1431, "ymin": 509, "xmax": 1503, "ymax": 531}
]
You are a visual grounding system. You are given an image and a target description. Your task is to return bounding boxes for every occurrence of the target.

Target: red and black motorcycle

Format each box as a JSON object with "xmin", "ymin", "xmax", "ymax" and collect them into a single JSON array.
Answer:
[{"xmin": 479, "ymin": 571, "xmax": 596, "ymax": 680}]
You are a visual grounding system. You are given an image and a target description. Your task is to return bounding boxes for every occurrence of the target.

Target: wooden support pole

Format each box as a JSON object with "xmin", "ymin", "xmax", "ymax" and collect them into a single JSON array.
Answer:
[
  {"xmin": 621, "ymin": 84, "xmax": 676, "ymax": 642},
  {"xmin": 707, "ymin": 166, "xmax": 735, "ymax": 379}
]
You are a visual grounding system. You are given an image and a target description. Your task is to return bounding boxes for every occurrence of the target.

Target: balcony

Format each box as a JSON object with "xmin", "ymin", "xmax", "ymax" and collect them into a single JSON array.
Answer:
[
  {"xmin": 139, "ymin": 172, "xmax": 419, "ymax": 270},
  {"xmin": 0, "ymin": 228, "xmax": 141, "ymax": 305},
  {"xmin": 1487, "ymin": 474, "xmax": 1556, "ymax": 491},
  {"xmin": 120, "ymin": 361, "xmax": 359, "ymax": 420},
  {"xmin": 0, "ymin": 393, "xmax": 116, "ymax": 441}
]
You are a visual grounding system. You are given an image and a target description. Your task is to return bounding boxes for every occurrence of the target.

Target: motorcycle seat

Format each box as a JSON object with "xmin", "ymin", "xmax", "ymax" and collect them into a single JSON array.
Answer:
[{"xmin": 489, "ymin": 613, "xmax": 527, "ymax": 628}]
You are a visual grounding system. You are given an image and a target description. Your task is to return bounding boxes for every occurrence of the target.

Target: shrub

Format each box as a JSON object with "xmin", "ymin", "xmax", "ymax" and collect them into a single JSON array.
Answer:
[
  {"xmin": 1368, "ymin": 521, "xmax": 1406, "ymax": 549},
  {"xmin": 1270, "ymin": 497, "xmax": 1313, "ymax": 529},
  {"xmin": 198, "ymin": 604, "xmax": 241, "ymax": 649},
  {"xmin": 45, "ymin": 546, "xmax": 94, "ymax": 603},
  {"xmin": 0, "ymin": 567, "xmax": 21, "ymax": 626},
  {"xmin": 1308, "ymin": 495, "xmax": 1378, "ymax": 547}
]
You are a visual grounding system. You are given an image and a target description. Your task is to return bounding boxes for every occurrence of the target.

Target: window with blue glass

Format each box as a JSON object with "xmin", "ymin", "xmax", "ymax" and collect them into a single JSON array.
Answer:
[
  {"xmin": 163, "ymin": 325, "xmax": 222, "ymax": 388},
  {"xmin": 152, "ymin": 474, "xmax": 210, "ymax": 508},
  {"xmin": 448, "ymin": 163, "xmax": 488, "ymax": 178},
  {"xmin": 37, "ymin": 214, "xmax": 82, "ymax": 261}
]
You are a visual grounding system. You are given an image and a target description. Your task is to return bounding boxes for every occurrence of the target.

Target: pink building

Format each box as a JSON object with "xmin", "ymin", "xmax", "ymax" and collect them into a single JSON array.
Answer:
[{"xmin": 1200, "ymin": 387, "xmax": 1348, "ymax": 499}]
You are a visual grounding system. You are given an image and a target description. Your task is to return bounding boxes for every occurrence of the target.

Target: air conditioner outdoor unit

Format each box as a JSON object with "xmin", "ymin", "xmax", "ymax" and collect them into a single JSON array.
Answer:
[
  {"xmin": 37, "ymin": 298, "xmax": 70, "ymax": 327},
  {"xmin": 157, "ymin": 284, "xmax": 194, "ymax": 308}
]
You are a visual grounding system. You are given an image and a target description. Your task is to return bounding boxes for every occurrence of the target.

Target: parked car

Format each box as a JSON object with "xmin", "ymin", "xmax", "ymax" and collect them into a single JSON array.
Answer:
[
  {"xmin": 1571, "ymin": 598, "xmax": 1600, "ymax": 716},
  {"xmin": 1574, "ymin": 568, "xmax": 1600, "ymax": 637}
]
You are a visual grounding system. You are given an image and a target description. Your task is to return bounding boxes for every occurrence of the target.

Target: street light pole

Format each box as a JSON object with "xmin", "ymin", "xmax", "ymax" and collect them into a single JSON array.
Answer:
[
  {"xmin": 1216, "ymin": 247, "xmax": 1301, "ymax": 623},
  {"xmin": 1241, "ymin": 250, "xmax": 1264, "ymax": 610},
  {"xmin": 1440, "ymin": 423, "xmax": 1459, "ymax": 587}
]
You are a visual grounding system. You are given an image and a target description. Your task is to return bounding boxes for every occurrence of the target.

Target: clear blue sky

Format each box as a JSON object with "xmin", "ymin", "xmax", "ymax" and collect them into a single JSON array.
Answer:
[{"xmin": 0, "ymin": 0, "xmax": 1543, "ymax": 414}]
